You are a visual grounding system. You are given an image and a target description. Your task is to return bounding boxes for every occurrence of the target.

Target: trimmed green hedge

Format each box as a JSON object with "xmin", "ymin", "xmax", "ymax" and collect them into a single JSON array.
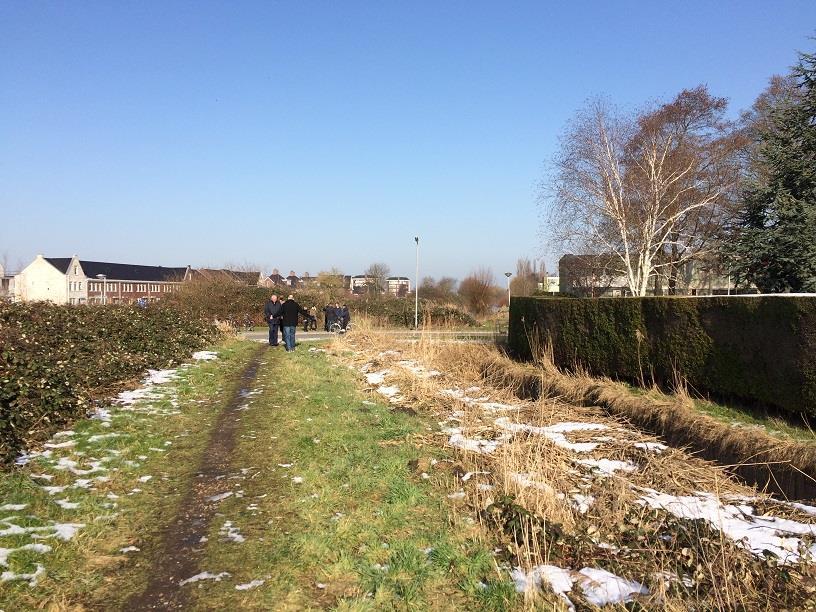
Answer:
[
  {"xmin": 0, "ymin": 302, "xmax": 217, "ymax": 463},
  {"xmin": 508, "ymin": 296, "xmax": 816, "ymax": 418}
]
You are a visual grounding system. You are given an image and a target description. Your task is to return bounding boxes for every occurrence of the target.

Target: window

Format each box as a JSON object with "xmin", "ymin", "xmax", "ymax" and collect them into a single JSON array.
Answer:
[{"xmin": 78, "ymin": 282, "xmax": 82, "ymax": 290}]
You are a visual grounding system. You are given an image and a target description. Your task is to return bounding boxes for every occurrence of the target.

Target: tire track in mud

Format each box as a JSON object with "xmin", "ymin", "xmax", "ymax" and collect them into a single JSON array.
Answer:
[{"xmin": 125, "ymin": 345, "xmax": 265, "ymax": 610}]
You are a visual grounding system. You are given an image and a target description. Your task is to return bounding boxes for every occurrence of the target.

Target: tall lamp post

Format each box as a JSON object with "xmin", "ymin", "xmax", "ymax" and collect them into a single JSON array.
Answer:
[
  {"xmin": 414, "ymin": 236, "xmax": 419, "ymax": 329},
  {"xmin": 96, "ymin": 274, "xmax": 107, "ymax": 305},
  {"xmin": 504, "ymin": 272, "xmax": 512, "ymax": 308}
]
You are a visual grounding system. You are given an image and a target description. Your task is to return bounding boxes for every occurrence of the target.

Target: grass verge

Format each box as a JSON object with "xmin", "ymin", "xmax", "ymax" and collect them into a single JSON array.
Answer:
[
  {"xmin": 183, "ymin": 344, "xmax": 516, "ymax": 611},
  {"xmin": 0, "ymin": 338, "xmax": 257, "ymax": 610}
]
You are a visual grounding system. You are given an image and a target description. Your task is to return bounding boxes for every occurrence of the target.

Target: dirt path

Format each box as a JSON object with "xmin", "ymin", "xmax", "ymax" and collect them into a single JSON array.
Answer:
[{"xmin": 125, "ymin": 345, "xmax": 265, "ymax": 610}]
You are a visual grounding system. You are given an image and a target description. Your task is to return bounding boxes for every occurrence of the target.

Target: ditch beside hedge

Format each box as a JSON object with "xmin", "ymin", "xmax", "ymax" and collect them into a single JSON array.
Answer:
[{"xmin": 0, "ymin": 302, "xmax": 217, "ymax": 464}]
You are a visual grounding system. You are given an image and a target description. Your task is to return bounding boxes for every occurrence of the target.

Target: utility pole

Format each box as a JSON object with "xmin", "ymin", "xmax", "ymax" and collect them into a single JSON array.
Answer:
[
  {"xmin": 414, "ymin": 236, "xmax": 419, "ymax": 329},
  {"xmin": 96, "ymin": 274, "xmax": 107, "ymax": 305},
  {"xmin": 504, "ymin": 272, "xmax": 512, "ymax": 307}
]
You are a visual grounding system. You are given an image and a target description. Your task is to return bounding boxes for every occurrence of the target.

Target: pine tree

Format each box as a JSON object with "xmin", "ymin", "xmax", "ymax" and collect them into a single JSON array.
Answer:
[{"xmin": 731, "ymin": 50, "xmax": 816, "ymax": 292}]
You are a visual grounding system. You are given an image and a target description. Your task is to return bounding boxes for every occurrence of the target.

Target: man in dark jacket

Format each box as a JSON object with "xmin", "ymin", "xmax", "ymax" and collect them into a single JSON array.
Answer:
[
  {"xmin": 323, "ymin": 303, "xmax": 333, "ymax": 331},
  {"xmin": 280, "ymin": 294, "xmax": 310, "ymax": 351},
  {"xmin": 263, "ymin": 294, "xmax": 283, "ymax": 346},
  {"xmin": 341, "ymin": 304, "xmax": 350, "ymax": 330}
]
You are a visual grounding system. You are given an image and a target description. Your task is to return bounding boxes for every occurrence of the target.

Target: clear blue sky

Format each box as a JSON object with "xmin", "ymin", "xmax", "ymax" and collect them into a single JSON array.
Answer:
[{"xmin": 2, "ymin": 1, "xmax": 814, "ymax": 281}]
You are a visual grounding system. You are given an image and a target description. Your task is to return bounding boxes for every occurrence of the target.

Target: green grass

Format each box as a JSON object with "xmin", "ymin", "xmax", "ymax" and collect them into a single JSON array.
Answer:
[
  {"xmin": 187, "ymin": 344, "xmax": 516, "ymax": 611},
  {"xmin": 0, "ymin": 338, "xmax": 259, "ymax": 611}
]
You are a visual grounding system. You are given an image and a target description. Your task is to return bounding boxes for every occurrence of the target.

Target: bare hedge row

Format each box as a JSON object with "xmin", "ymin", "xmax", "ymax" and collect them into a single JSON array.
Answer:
[{"xmin": 0, "ymin": 302, "xmax": 217, "ymax": 464}]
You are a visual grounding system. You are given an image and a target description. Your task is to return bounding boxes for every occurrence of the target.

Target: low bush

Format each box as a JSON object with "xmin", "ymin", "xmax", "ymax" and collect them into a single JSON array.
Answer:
[
  {"xmin": 0, "ymin": 302, "xmax": 217, "ymax": 463},
  {"xmin": 508, "ymin": 296, "xmax": 816, "ymax": 418}
]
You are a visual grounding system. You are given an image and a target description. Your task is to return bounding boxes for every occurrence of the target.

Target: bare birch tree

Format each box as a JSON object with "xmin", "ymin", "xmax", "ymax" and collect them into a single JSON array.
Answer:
[{"xmin": 547, "ymin": 89, "xmax": 744, "ymax": 296}]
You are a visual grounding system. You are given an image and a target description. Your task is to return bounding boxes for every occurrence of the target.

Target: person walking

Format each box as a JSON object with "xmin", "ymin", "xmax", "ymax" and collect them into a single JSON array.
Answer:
[
  {"xmin": 280, "ymin": 294, "xmax": 310, "ymax": 351},
  {"xmin": 263, "ymin": 294, "xmax": 283, "ymax": 346}
]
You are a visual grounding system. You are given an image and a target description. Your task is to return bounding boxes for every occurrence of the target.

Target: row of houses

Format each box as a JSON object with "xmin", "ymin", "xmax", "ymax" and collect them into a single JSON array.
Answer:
[
  {"xmin": 1, "ymin": 255, "xmax": 412, "ymax": 304},
  {"xmin": 258, "ymin": 270, "xmax": 409, "ymax": 295}
]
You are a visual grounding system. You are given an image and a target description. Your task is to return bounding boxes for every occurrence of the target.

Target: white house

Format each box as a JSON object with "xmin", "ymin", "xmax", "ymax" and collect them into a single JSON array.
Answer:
[{"xmin": 14, "ymin": 255, "xmax": 190, "ymax": 304}]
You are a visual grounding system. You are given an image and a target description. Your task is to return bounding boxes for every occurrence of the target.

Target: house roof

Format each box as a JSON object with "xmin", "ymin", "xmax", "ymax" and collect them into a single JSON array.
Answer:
[
  {"xmin": 192, "ymin": 268, "xmax": 259, "ymax": 284},
  {"xmin": 387, "ymin": 276, "xmax": 410, "ymax": 281},
  {"xmin": 46, "ymin": 258, "xmax": 188, "ymax": 282}
]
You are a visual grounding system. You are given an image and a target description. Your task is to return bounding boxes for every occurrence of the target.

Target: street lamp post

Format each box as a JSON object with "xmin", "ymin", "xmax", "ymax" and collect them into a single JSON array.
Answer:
[
  {"xmin": 504, "ymin": 272, "xmax": 512, "ymax": 308},
  {"xmin": 96, "ymin": 274, "xmax": 107, "ymax": 305},
  {"xmin": 414, "ymin": 236, "xmax": 419, "ymax": 329}
]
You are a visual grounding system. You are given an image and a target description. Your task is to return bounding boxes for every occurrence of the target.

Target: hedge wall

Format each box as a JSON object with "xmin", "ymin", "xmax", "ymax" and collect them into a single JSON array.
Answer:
[
  {"xmin": 508, "ymin": 296, "xmax": 816, "ymax": 418},
  {"xmin": 0, "ymin": 302, "xmax": 217, "ymax": 463}
]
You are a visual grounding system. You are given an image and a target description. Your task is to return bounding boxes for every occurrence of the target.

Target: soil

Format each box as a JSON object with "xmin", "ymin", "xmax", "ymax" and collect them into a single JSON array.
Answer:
[{"xmin": 124, "ymin": 345, "xmax": 265, "ymax": 610}]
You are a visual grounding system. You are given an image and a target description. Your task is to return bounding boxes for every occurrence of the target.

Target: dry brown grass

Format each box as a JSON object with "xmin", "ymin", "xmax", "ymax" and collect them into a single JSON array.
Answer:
[{"xmin": 329, "ymin": 328, "xmax": 816, "ymax": 610}]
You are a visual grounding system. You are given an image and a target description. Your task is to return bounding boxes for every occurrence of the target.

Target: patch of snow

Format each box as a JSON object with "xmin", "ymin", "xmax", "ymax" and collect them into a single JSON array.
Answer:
[
  {"xmin": 575, "ymin": 459, "xmax": 637, "ymax": 475},
  {"xmin": 447, "ymin": 491, "xmax": 466, "ymax": 500},
  {"xmin": 578, "ymin": 568, "xmax": 648, "ymax": 606},
  {"xmin": 43, "ymin": 440, "xmax": 76, "ymax": 449},
  {"xmin": 206, "ymin": 492, "xmax": 233, "ymax": 503},
  {"xmin": 448, "ymin": 430, "xmax": 507, "ymax": 454},
  {"xmin": 365, "ymin": 370, "xmax": 390, "ymax": 385},
  {"xmin": 0, "ymin": 544, "xmax": 51, "ymax": 567},
  {"xmin": 51, "ymin": 523, "xmax": 85, "ymax": 541},
  {"xmin": 138, "ymin": 475, "xmax": 153, "ymax": 483},
  {"xmin": 219, "ymin": 521, "xmax": 245, "ymax": 543},
  {"xmin": 638, "ymin": 489, "xmax": 816, "ymax": 564},
  {"xmin": 511, "ymin": 565, "xmax": 575, "ymax": 610},
  {"xmin": 120, "ymin": 546, "xmax": 140, "ymax": 553},
  {"xmin": 377, "ymin": 385, "xmax": 400, "ymax": 398},
  {"xmin": 192, "ymin": 351, "xmax": 219, "ymax": 361},
  {"xmin": 54, "ymin": 499, "xmax": 80, "ymax": 510},
  {"xmin": 87, "ymin": 433, "xmax": 121, "ymax": 443},
  {"xmin": 633, "ymin": 442, "xmax": 668, "ymax": 453},
  {"xmin": 292, "ymin": 476, "xmax": 304, "ymax": 484},
  {"xmin": 0, "ymin": 504, "xmax": 27, "ymax": 512},
  {"xmin": 1, "ymin": 563, "xmax": 46, "ymax": 586},
  {"xmin": 495, "ymin": 418, "xmax": 606, "ymax": 453},
  {"xmin": 571, "ymin": 494, "xmax": 595, "ymax": 514},
  {"xmin": 236, "ymin": 579, "xmax": 265, "ymax": 590},
  {"xmin": 179, "ymin": 571, "xmax": 231, "ymax": 586}
]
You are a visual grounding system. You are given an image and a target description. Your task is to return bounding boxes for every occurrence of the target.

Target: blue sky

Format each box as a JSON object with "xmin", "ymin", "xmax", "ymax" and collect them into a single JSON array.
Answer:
[{"xmin": 2, "ymin": 1, "xmax": 814, "ymax": 281}]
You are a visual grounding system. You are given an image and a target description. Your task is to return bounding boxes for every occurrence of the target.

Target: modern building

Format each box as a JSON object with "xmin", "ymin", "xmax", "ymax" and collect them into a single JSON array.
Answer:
[
  {"xmin": 386, "ymin": 276, "xmax": 411, "ymax": 297},
  {"xmin": 558, "ymin": 253, "xmax": 739, "ymax": 297},
  {"xmin": 14, "ymin": 255, "xmax": 189, "ymax": 304}
]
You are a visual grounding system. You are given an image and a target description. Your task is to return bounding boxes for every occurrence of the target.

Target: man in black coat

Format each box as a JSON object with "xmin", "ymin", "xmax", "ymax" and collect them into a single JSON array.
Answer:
[
  {"xmin": 280, "ymin": 294, "xmax": 310, "ymax": 351},
  {"xmin": 323, "ymin": 303, "xmax": 333, "ymax": 332},
  {"xmin": 263, "ymin": 294, "xmax": 283, "ymax": 346},
  {"xmin": 341, "ymin": 304, "xmax": 350, "ymax": 330}
]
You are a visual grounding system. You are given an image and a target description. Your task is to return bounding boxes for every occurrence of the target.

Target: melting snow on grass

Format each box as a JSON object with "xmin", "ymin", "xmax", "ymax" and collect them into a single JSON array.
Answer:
[
  {"xmin": 235, "ymin": 579, "xmax": 265, "ymax": 590},
  {"xmin": 495, "ymin": 418, "xmax": 607, "ymax": 453},
  {"xmin": 192, "ymin": 351, "xmax": 219, "ymax": 361},
  {"xmin": 219, "ymin": 521, "xmax": 245, "ymax": 543},
  {"xmin": 179, "ymin": 571, "xmax": 231, "ymax": 585},
  {"xmin": 512, "ymin": 564, "xmax": 648, "ymax": 610}
]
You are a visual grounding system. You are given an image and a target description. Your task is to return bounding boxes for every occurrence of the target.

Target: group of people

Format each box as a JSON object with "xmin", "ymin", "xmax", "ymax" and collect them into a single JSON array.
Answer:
[
  {"xmin": 263, "ymin": 295, "xmax": 353, "ymax": 350},
  {"xmin": 263, "ymin": 294, "xmax": 312, "ymax": 351},
  {"xmin": 323, "ymin": 302, "xmax": 350, "ymax": 332}
]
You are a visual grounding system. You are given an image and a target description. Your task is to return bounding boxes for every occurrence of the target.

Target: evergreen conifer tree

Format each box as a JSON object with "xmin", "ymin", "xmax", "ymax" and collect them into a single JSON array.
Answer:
[{"xmin": 731, "ymin": 50, "xmax": 816, "ymax": 292}]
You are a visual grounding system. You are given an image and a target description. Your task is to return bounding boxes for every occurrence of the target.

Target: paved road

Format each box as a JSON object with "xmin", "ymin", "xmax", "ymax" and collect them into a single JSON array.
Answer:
[{"xmin": 240, "ymin": 329, "xmax": 503, "ymax": 343}]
